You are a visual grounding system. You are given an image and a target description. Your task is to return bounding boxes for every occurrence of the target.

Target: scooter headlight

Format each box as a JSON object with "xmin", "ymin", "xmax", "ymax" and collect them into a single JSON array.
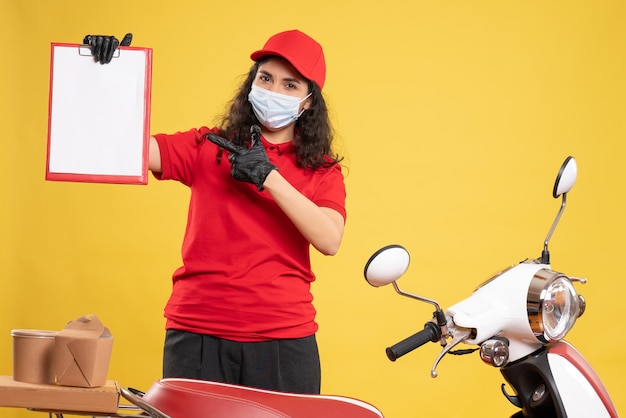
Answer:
[{"xmin": 528, "ymin": 270, "xmax": 581, "ymax": 342}]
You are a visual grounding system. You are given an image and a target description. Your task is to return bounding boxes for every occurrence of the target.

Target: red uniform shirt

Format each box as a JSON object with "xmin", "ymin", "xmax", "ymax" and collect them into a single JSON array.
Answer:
[{"xmin": 153, "ymin": 127, "xmax": 346, "ymax": 342}]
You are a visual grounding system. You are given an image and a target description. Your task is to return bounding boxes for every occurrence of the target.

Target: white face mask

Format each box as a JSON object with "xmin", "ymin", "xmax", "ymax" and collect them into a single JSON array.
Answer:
[{"xmin": 248, "ymin": 84, "xmax": 311, "ymax": 130}]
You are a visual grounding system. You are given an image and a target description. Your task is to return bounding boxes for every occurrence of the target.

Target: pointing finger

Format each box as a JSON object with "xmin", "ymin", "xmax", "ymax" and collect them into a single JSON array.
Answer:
[{"xmin": 206, "ymin": 134, "xmax": 242, "ymax": 155}]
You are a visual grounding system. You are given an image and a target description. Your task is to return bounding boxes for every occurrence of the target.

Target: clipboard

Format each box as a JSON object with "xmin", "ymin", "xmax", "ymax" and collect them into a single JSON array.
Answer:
[{"xmin": 46, "ymin": 43, "xmax": 153, "ymax": 184}]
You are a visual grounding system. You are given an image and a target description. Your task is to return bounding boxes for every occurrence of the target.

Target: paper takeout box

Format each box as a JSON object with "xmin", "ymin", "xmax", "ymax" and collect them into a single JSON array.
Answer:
[{"xmin": 53, "ymin": 314, "xmax": 113, "ymax": 388}]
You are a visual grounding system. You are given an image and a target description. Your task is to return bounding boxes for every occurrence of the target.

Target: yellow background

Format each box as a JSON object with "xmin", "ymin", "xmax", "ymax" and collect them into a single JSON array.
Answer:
[{"xmin": 1, "ymin": 1, "xmax": 624, "ymax": 417}]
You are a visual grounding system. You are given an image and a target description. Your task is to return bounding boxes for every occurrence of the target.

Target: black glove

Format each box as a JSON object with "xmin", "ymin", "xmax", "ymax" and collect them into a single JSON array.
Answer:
[
  {"xmin": 206, "ymin": 126, "xmax": 278, "ymax": 191},
  {"xmin": 82, "ymin": 33, "xmax": 133, "ymax": 64}
]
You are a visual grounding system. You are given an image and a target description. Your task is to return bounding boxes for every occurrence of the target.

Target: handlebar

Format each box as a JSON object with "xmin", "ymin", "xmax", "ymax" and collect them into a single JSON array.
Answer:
[{"xmin": 386, "ymin": 321, "xmax": 441, "ymax": 361}]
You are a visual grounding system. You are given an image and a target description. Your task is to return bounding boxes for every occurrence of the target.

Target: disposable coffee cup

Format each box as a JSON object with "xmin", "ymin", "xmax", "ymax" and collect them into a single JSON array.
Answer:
[{"xmin": 11, "ymin": 329, "xmax": 58, "ymax": 384}]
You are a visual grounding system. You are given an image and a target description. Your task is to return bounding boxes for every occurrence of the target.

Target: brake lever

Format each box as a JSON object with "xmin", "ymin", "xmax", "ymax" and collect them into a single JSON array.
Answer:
[{"xmin": 430, "ymin": 328, "xmax": 472, "ymax": 378}]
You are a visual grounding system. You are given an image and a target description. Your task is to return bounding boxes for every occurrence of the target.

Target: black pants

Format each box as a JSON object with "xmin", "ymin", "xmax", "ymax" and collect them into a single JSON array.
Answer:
[{"xmin": 163, "ymin": 329, "xmax": 321, "ymax": 394}]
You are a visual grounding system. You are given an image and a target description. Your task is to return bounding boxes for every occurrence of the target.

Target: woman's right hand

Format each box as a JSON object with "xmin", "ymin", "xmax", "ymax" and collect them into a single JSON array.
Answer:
[{"xmin": 82, "ymin": 33, "xmax": 133, "ymax": 64}]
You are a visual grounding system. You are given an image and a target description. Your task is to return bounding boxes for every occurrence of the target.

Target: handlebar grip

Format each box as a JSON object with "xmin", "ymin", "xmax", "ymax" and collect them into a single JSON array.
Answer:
[{"xmin": 386, "ymin": 321, "xmax": 441, "ymax": 362}]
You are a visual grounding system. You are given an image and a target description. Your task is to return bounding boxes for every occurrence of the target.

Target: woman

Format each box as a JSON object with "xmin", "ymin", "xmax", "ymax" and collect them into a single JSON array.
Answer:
[{"xmin": 86, "ymin": 29, "xmax": 346, "ymax": 394}]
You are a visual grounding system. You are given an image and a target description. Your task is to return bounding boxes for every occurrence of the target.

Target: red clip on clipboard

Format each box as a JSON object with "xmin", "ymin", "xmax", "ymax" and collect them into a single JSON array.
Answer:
[{"xmin": 46, "ymin": 43, "xmax": 153, "ymax": 184}]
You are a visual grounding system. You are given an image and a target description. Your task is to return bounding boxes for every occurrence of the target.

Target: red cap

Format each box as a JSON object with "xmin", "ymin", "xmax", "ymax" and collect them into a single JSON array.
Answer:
[{"xmin": 250, "ymin": 30, "xmax": 326, "ymax": 90}]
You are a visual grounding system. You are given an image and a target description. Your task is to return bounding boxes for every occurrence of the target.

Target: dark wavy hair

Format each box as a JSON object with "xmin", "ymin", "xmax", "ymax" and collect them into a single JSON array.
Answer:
[{"xmin": 216, "ymin": 58, "xmax": 342, "ymax": 170}]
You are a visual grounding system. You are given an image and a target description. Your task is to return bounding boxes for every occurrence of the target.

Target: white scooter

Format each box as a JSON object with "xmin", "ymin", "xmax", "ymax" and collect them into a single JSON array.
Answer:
[{"xmin": 363, "ymin": 156, "xmax": 619, "ymax": 418}]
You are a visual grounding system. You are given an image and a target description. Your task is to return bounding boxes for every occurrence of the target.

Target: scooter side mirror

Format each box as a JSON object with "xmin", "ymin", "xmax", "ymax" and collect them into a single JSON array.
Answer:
[
  {"xmin": 553, "ymin": 156, "xmax": 577, "ymax": 198},
  {"xmin": 542, "ymin": 156, "xmax": 578, "ymax": 264},
  {"xmin": 364, "ymin": 245, "xmax": 410, "ymax": 287}
]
